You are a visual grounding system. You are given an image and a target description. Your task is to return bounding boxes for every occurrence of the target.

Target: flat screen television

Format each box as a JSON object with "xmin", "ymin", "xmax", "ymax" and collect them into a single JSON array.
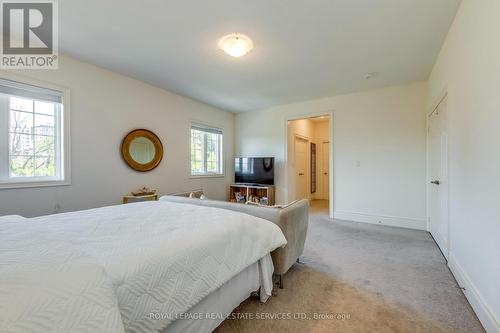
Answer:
[{"xmin": 235, "ymin": 157, "xmax": 274, "ymax": 185}]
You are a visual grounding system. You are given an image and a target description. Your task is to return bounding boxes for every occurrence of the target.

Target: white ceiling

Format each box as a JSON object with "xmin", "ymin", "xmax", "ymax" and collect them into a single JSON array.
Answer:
[{"xmin": 60, "ymin": 0, "xmax": 461, "ymax": 112}]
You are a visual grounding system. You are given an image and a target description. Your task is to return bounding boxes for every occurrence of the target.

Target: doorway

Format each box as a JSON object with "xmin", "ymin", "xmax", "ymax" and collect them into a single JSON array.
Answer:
[
  {"xmin": 428, "ymin": 95, "xmax": 449, "ymax": 260},
  {"xmin": 287, "ymin": 115, "xmax": 331, "ymax": 213}
]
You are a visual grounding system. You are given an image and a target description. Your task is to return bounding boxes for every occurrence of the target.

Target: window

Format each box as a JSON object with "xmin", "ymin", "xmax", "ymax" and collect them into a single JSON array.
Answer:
[
  {"xmin": 0, "ymin": 78, "xmax": 69, "ymax": 188},
  {"xmin": 191, "ymin": 123, "xmax": 223, "ymax": 176}
]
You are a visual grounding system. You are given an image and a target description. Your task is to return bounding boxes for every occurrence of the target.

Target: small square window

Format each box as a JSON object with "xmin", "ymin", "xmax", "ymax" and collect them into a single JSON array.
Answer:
[{"xmin": 190, "ymin": 124, "xmax": 223, "ymax": 176}]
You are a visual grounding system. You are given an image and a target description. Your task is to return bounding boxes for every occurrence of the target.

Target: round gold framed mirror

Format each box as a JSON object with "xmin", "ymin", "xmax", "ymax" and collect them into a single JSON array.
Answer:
[{"xmin": 121, "ymin": 129, "xmax": 163, "ymax": 172}]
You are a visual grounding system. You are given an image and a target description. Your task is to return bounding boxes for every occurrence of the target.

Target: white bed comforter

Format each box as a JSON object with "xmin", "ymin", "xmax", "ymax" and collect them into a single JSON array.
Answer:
[{"xmin": 0, "ymin": 202, "xmax": 287, "ymax": 333}]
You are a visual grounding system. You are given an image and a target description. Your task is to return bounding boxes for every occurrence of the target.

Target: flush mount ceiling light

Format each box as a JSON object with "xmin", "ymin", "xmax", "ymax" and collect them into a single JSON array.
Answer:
[{"xmin": 218, "ymin": 33, "xmax": 253, "ymax": 57}]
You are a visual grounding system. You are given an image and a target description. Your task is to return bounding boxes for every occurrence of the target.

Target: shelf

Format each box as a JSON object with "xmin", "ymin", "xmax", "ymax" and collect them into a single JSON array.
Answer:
[{"xmin": 229, "ymin": 184, "xmax": 275, "ymax": 206}]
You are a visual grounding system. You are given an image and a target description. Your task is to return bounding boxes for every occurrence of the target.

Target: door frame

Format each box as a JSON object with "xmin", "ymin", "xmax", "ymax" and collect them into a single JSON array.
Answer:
[
  {"xmin": 426, "ymin": 90, "xmax": 450, "ymax": 259},
  {"xmin": 284, "ymin": 110, "xmax": 335, "ymax": 218}
]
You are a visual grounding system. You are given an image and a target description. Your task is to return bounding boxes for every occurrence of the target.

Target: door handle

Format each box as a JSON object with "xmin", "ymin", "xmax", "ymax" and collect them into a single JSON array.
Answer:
[
  {"xmin": 298, "ymin": 173, "xmax": 304, "ymax": 176},
  {"xmin": 323, "ymin": 172, "xmax": 328, "ymax": 175},
  {"xmin": 430, "ymin": 180, "xmax": 440, "ymax": 185}
]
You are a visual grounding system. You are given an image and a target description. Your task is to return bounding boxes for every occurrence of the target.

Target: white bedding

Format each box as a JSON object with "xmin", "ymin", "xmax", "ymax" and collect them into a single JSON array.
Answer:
[
  {"xmin": 0, "ymin": 201, "xmax": 286, "ymax": 333},
  {"xmin": 164, "ymin": 254, "xmax": 274, "ymax": 333}
]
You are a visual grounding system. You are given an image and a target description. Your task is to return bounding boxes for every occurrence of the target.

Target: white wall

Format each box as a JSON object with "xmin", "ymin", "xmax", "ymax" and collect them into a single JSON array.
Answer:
[
  {"xmin": 427, "ymin": 1, "xmax": 500, "ymax": 331},
  {"xmin": 0, "ymin": 55, "xmax": 234, "ymax": 217},
  {"xmin": 235, "ymin": 82, "xmax": 427, "ymax": 230}
]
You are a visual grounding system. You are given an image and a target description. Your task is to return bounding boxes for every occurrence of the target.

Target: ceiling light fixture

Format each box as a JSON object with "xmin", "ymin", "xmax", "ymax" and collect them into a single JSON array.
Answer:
[{"xmin": 218, "ymin": 33, "xmax": 253, "ymax": 57}]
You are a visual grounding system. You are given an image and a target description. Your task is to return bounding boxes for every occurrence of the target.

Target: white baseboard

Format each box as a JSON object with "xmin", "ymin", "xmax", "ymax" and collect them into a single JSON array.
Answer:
[
  {"xmin": 448, "ymin": 254, "xmax": 500, "ymax": 333},
  {"xmin": 333, "ymin": 210, "xmax": 426, "ymax": 230}
]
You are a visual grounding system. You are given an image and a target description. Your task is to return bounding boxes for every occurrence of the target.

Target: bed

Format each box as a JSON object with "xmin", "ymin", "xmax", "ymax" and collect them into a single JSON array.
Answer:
[{"xmin": 0, "ymin": 201, "xmax": 286, "ymax": 333}]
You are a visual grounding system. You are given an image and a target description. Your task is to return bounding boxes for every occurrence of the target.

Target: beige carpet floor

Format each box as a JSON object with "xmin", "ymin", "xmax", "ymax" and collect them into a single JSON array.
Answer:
[
  {"xmin": 217, "ymin": 265, "xmax": 447, "ymax": 333},
  {"xmin": 215, "ymin": 200, "xmax": 484, "ymax": 333}
]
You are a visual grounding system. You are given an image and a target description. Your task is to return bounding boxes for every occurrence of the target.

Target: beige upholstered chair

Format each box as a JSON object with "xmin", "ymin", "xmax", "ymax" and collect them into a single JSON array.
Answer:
[{"xmin": 161, "ymin": 193, "xmax": 309, "ymax": 288}]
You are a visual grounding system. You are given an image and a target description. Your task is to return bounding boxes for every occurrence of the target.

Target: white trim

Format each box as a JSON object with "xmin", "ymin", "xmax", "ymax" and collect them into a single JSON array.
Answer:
[
  {"xmin": 448, "ymin": 254, "xmax": 500, "ymax": 333},
  {"xmin": 0, "ymin": 179, "xmax": 70, "ymax": 190},
  {"xmin": 284, "ymin": 111, "xmax": 334, "ymax": 218},
  {"xmin": 293, "ymin": 133, "xmax": 312, "ymax": 142},
  {"xmin": 189, "ymin": 174, "xmax": 225, "ymax": 179},
  {"xmin": 333, "ymin": 210, "xmax": 427, "ymax": 230},
  {"xmin": 0, "ymin": 71, "xmax": 71, "ymax": 190}
]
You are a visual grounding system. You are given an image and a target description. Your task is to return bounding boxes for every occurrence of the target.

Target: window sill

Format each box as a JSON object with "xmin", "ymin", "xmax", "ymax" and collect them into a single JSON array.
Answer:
[
  {"xmin": 0, "ymin": 179, "xmax": 71, "ymax": 190},
  {"xmin": 190, "ymin": 174, "xmax": 225, "ymax": 179}
]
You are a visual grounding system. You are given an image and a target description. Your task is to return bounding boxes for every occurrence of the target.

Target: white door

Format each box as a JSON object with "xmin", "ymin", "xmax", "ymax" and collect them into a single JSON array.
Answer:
[
  {"xmin": 322, "ymin": 141, "xmax": 330, "ymax": 200},
  {"xmin": 295, "ymin": 136, "xmax": 309, "ymax": 200},
  {"xmin": 429, "ymin": 96, "xmax": 449, "ymax": 260}
]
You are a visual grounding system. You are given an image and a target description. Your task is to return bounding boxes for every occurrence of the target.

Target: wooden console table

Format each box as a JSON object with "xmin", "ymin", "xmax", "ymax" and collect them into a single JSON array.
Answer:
[{"xmin": 229, "ymin": 184, "xmax": 275, "ymax": 206}]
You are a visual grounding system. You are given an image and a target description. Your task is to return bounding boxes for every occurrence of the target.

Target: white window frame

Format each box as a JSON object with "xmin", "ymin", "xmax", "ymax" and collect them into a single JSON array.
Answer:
[
  {"xmin": 190, "ymin": 122, "xmax": 224, "ymax": 178},
  {"xmin": 0, "ymin": 73, "xmax": 71, "ymax": 189}
]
